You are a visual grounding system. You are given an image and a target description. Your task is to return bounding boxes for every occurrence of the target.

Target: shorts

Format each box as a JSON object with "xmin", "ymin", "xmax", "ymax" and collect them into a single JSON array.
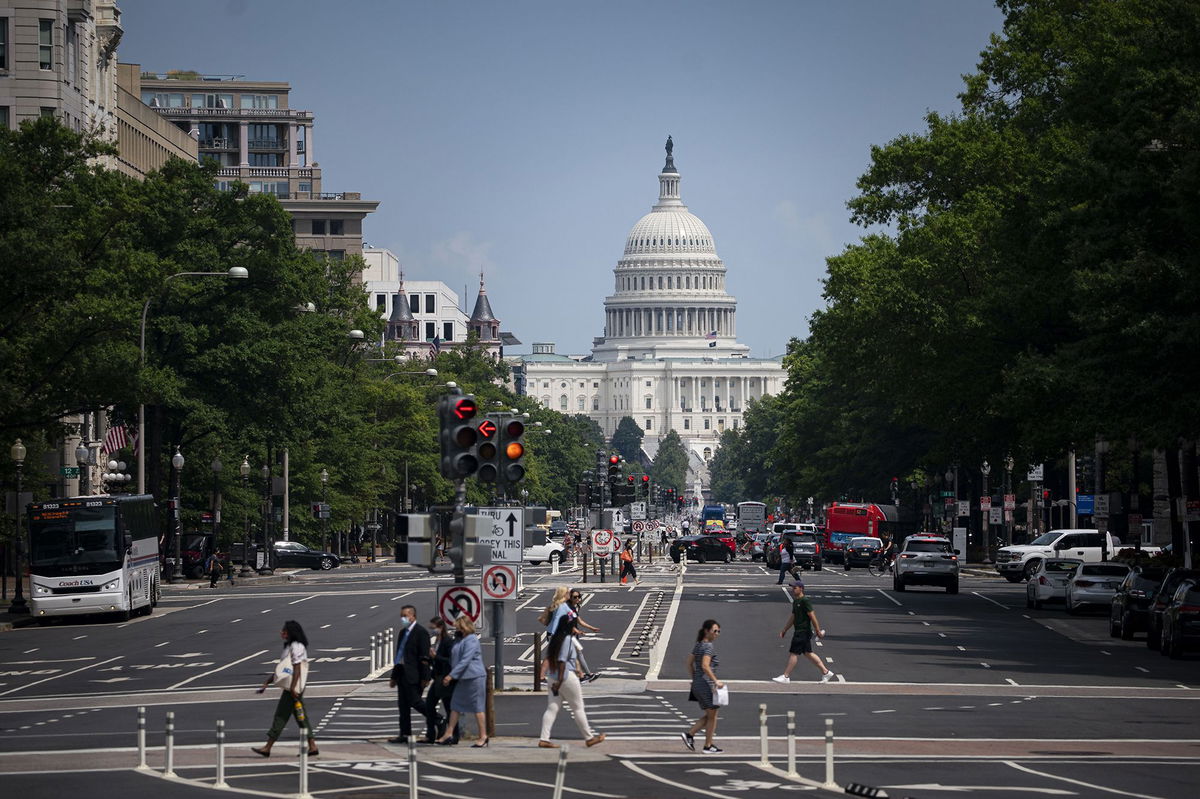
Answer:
[{"xmin": 788, "ymin": 630, "xmax": 814, "ymax": 655}]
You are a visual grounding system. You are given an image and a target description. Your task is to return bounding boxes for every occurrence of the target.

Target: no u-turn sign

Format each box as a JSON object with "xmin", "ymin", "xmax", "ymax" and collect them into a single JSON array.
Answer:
[{"xmin": 482, "ymin": 564, "xmax": 517, "ymax": 600}]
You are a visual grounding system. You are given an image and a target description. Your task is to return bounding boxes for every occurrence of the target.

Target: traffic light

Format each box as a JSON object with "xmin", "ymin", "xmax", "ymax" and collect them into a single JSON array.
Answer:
[
  {"xmin": 438, "ymin": 394, "xmax": 480, "ymax": 479},
  {"xmin": 474, "ymin": 416, "xmax": 500, "ymax": 483},
  {"xmin": 498, "ymin": 418, "xmax": 526, "ymax": 488},
  {"xmin": 641, "ymin": 474, "xmax": 650, "ymax": 499}
]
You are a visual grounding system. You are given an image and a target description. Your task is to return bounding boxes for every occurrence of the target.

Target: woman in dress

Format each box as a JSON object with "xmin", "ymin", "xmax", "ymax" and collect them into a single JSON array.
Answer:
[
  {"xmin": 434, "ymin": 616, "xmax": 488, "ymax": 747},
  {"xmin": 252, "ymin": 620, "xmax": 319, "ymax": 757},
  {"xmin": 681, "ymin": 618, "xmax": 724, "ymax": 753}
]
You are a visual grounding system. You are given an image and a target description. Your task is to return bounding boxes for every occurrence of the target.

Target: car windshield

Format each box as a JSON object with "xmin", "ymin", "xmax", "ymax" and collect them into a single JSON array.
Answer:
[
  {"xmin": 1046, "ymin": 560, "xmax": 1081, "ymax": 573},
  {"xmin": 905, "ymin": 540, "xmax": 950, "ymax": 553},
  {"xmin": 1082, "ymin": 564, "xmax": 1131, "ymax": 577},
  {"xmin": 1028, "ymin": 532, "xmax": 1066, "ymax": 546}
]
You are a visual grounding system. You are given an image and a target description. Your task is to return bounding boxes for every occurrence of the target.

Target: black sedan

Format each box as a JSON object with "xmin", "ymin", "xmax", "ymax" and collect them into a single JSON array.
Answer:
[
  {"xmin": 1161, "ymin": 577, "xmax": 1200, "ymax": 658},
  {"xmin": 273, "ymin": 541, "xmax": 340, "ymax": 570},
  {"xmin": 670, "ymin": 534, "xmax": 734, "ymax": 564},
  {"xmin": 843, "ymin": 536, "xmax": 882, "ymax": 569},
  {"xmin": 1109, "ymin": 564, "xmax": 1166, "ymax": 639}
]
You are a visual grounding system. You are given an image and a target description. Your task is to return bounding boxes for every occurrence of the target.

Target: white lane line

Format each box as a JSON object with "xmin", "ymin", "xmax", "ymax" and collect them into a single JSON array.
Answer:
[
  {"xmin": 154, "ymin": 641, "xmax": 170, "ymax": 648},
  {"xmin": 369, "ymin": 605, "xmax": 379, "ymax": 610},
  {"xmin": 1135, "ymin": 666, "xmax": 1149, "ymax": 673},
  {"xmin": 1004, "ymin": 760, "xmax": 1169, "ymax": 799},
  {"xmin": 956, "ymin": 646, "xmax": 966, "ymax": 651},
  {"xmin": 197, "ymin": 629, "xmax": 208, "ymax": 634},
  {"xmin": 876, "ymin": 588, "xmax": 902, "ymax": 606},
  {"xmin": 169, "ymin": 648, "xmax": 269, "ymax": 690},
  {"xmin": 289, "ymin": 595, "xmax": 317, "ymax": 605},
  {"xmin": 22, "ymin": 649, "xmax": 38, "ymax": 654},
  {"xmin": 347, "ymin": 614, "xmax": 358, "ymax": 619},
  {"xmin": 938, "ymin": 633, "xmax": 947, "ymax": 638},
  {"xmin": 981, "ymin": 663, "xmax": 991, "ymax": 669},
  {"xmin": 646, "ymin": 576, "xmax": 686, "ymax": 681},
  {"xmin": 0, "ymin": 656, "xmax": 123, "ymax": 697},
  {"xmin": 871, "ymin": 709, "xmax": 896, "ymax": 714},
  {"xmin": 973, "ymin": 591, "xmax": 1010, "ymax": 609},
  {"xmin": 72, "ymin": 635, "xmax": 87, "ymax": 641},
  {"xmin": 908, "ymin": 611, "xmax": 916, "ymax": 616},
  {"xmin": 1005, "ymin": 678, "xmax": 1020, "ymax": 686},
  {"xmin": 1100, "ymin": 650, "xmax": 1112, "ymax": 656},
  {"xmin": 4, "ymin": 657, "xmax": 95, "ymax": 665},
  {"xmin": 260, "ymin": 609, "xmax": 272, "ymax": 614},
  {"xmin": 321, "ymin": 624, "xmax": 331, "ymax": 629},
  {"xmin": 230, "ymin": 618, "xmax": 242, "ymax": 623}
]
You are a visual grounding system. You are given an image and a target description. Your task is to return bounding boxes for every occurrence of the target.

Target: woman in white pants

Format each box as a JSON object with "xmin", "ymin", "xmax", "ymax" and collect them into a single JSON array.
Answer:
[{"xmin": 538, "ymin": 615, "xmax": 606, "ymax": 749}]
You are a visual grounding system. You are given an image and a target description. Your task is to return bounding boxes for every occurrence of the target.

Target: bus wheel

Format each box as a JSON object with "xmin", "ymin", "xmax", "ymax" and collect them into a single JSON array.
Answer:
[{"xmin": 118, "ymin": 590, "xmax": 133, "ymax": 622}]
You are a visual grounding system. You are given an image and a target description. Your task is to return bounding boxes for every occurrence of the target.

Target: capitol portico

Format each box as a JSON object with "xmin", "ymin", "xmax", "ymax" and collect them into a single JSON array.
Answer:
[{"xmin": 510, "ymin": 139, "xmax": 785, "ymax": 472}]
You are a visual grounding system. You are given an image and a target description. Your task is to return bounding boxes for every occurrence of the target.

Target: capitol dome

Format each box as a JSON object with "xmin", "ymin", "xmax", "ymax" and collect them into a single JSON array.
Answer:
[{"xmin": 623, "ymin": 210, "xmax": 716, "ymax": 257}]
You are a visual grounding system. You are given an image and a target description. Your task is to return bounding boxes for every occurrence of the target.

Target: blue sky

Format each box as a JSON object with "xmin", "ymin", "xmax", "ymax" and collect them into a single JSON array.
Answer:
[{"xmin": 117, "ymin": 0, "xmax": 1005, "ymax": 358}]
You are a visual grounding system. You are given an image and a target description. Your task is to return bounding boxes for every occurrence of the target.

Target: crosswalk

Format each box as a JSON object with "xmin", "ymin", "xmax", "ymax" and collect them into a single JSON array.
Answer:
[{"xmin": 312, "ymin": 694, "xmax": 398, "ymax": 739}]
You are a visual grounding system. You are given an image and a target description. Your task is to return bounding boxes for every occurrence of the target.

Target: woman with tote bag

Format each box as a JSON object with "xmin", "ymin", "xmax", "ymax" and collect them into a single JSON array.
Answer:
[
  {"xmin": 252, "ymin": 620, "xmax": 318, "ymax": 757},
  {"xmin": 681, "ymin": 619, "xmax": 725, "ymax": 753}
]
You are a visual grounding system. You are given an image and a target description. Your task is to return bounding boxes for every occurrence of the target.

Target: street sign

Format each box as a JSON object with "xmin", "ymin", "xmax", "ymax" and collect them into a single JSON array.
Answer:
[
  {"xmin": 482, "ymin": 564, "xmax": 517, "ymax": 601},
  {"xmin": 630, "ymin": 501, "xmax": 647, "ymax": 520},
  {"xmin": 979, "ymin": 496, "xmax": 992, "ymax": 511},
  {"xmin": 1027, "ymin": 463, "xmax": 1044, "ymax": 481},
  {"xmin": 1076, "ymin": 494, "xmax": 1095, "ymax": 516},
  {"xmin": 989, "ymin": 507, "xmax": 1002, "ymax": 525},
  {"xmin": 591, "ymin": 528, "xmax": 617, "ymax": 554},
  {"xmin": 60, "ymin": 466, "xmax": 80, "ymax": 478},
  {"xmin": 475, "ymin": 506, "xmax": 525, "ymax": 563},
  {"xmin": 956, "ymin": 500, "xmax": 970, "ymax": 517},
  {"xmin": 1094, "ymin": 494, "xmax": 1110, "ymax": 519},
  {"xmin": 438, "ymin": 584, "xmax": 483, "ymax": 627},
  {"xmin": 1003, "ymin": 493, "xmax": 1017, "ymax": 511},
  {"xmin": 631, "ymin": 520, "xmax": 646, "ymax": 533}
]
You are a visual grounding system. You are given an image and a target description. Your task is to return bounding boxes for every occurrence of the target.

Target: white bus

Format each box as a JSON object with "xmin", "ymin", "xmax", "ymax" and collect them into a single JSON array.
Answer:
[
  {"xmin": 27, "ymin": 494, "xmax": 160, "ymax": 622},
  {"xmin": 736, "ymin": 501, "xmax": 768, "ymax": 534}
]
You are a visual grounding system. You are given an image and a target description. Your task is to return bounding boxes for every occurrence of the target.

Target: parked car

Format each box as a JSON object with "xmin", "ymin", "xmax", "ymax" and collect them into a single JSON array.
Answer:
[
  {"xmin": 1065, "ymin": 562, "xmax": 1130, "ymax": 615},
  {"xmin": 670, "ymin": 534, "xmax": 734, "ymax": 563},
  {"xmin": 843, "ymin": 537, "xmax": 882, "ymax": 569},
  {"xmin": 524, "ymin": 540, "xmax": 565, "ymax": 566},
  {"xmin": 1110, "ymin": 565, "xmax": 1168, "ymax": 640},
  {"xmin": 273, "ymin": 541, "xmax": 340, "ymax": 570},
  {"xmin": 180, "ymin": 532, "xmax": 215, "ymax": 579},
  {"xmin": 894, "ymin": 534, "xmax": 960, "ymax": 593},
  {"xmin": 547, "ymin": 520, "xmax": 568, "ymax": 539},
  {"xmin": 1146, "ymin": 568, "xmax": 1200, "ymax": 651},
  {"xmin": 1025, "ymin": 558, "xmax": 1082, "ymax": 608},
  {"xmin": 995, "ymin": 529, "xmax": 1124, "ymax": 583},
  {"xmin": 1160, "ymin": 577, "xmax": 1200, "ymax": 658}
]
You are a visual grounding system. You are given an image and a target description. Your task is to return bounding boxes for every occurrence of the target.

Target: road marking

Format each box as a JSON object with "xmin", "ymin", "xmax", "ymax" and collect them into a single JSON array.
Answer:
[
  {"xmin": 872, "ymin": 709, "xmax": 896, "ymax": 714},
  {"xmin": 956, "ymin": 646, "xmax": 966, "ymax": 651},
  {"xmin": 981, "ymin": 663, "xmax": 991, "ymax": 668},
  {"xmin": 4, "ymin": 657, "xmax": 95, "ymax": 665},
  {"xmin": 321, "ymin": 624, "xmax": 331, "ymax": 629},
  {"xmin": 646, "ymin": 575, "xmax": 686, "ymax": 681},
  {"xmin": 154, "ymin": 642, "xmax": 170, "ymax": 648},
  {"xmin": 197, "ymin": 629, "xmax": 208, "ymax": 634},
  {"xmin": 289, "ymin": 595, "xmax": 317, "ymax": 605},
  {"xmin": 1005, "ymin": 678, "xmax": 1020, "ymax": 686},
  {"xmin": 0, "ymin": 656, "xmax": 123, "ymax": 697},
  {"xmin": 72, "ymin": 636, "xmax": 87, "ymax": 641},
  {"xmin": 938, "ymin": 633, "xmax": 947, "ymax": 638},
  {"xmin": 876, "ymin": 589, "xmax": 902, "ymax": 606},
  {"xmin": 369, "ymin": 605, "xmax": 379, "ymax": 609},
  {"xmin": 973, "ymin": 592, "xmax": 1010, "ymax": 609},
  {"xmin": 347, "ymin": 614, "xmax": 358, "ymax": 619},
  {"xmin": 22, "ymin": 649, "xmax": 38, "ymax": 654},
  {"xmin": 230, "ymin": 618, "xmax": 242, "ymax": 623},
  {"xmin": 169, "ymin": 648, "xmax": 269, "ymax": 690},
  {"xmin": 260, "ymin": 609, "xmax": 272, "ymax": 614},
  {"xmin": 1100, "ymin": 650, "xmax": 1112, "ymax": 656},
  {"xmin": 1135, "ymin": 666, "xmax": 1149, "ymax": 673},
  {"xmin": 1004, "ymin": 761, "xmax": 1169, "ymax": 798}
]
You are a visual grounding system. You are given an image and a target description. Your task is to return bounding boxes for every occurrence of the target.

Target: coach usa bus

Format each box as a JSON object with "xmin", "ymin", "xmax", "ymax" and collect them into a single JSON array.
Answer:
[{"xmin": 27, "ymin": 494, "xmax": 160, "ymax": 621}]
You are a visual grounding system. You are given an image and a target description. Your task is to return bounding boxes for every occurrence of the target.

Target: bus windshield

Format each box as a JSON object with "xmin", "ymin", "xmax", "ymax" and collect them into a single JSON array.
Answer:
[{"xmin": 28, "ymin": 506, "xmax": 122, "ymax": 576}]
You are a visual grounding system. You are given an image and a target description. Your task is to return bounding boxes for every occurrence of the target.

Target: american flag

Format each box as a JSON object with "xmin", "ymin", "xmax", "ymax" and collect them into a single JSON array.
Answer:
[
  {"xmin": 102, "ymin": 424, "xmax": 136, "ymax": 457},
  {"xmin": 706, "ymin": 330, "xmax": 718, "ymax": 348}
]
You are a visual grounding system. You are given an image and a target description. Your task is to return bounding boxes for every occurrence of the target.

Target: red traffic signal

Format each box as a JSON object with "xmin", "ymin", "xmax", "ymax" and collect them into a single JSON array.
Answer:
[
  {"xmin": 609, "ymin": 455, "xmax": 620, "ymax": 465},
  {"xmin": 477, "ymin": 419, "xmax": 497, "ymax": 439},
  {"xmin": 452, "ymin": 397, "xmax": 477, "ymax": 420},
  {"xmin": 641, "ymin": 475, "xmax": 650, "ymax": 483},
  {"xmin": 627, "ymin": 475, "xmax": 635, "ymax": 484}
]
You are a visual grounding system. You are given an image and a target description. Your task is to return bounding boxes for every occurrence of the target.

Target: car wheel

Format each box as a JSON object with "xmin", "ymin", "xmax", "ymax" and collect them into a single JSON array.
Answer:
[
  {"xmin": 1023, "ymin": 559, "xmax": 1041, "ymax": 581},
  {"xmin": 947, "ymin": 579, "xmax": 958, "ymax": 595},
  {"xmin": 1159, "ymin": 625, "xmax": 1172, "ymax": 657},
  {"xmin": 189, "ymin": 565, "xmax": 204, "ymax": 580},
  {"xmin": 815, "ymin": 561, "xmax": 823, "ymax": 571},
  {"xmin": 319, "ymin": 557, "xmax": 335, "ymax": 570},
  {"xmin": 530, "ymin": 560, "xmax": 543, "ymax": 566},
  {"xmin": 844, "ymin": 563, "xmax": 852, "ymax": 571},
  {"xmin": 723, "ymin": 550, "xmax": 732, "ymax": 563},
  {"xmin": 1120, "ymin": 611, "xmax": 1135, "ymax": 641}
]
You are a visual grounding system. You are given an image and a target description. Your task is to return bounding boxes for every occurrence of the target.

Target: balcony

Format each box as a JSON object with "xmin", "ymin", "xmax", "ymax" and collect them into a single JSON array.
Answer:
[
  {"xmin": 215, "ymin": 166, "xmax": 314, "ymax": 179},
  {"xmin": 155, "ymin": 107, "xmax": 312, "ymax": 120},
  {"xmin": 248, "ymin": 138, "xmax": 287, "ymax": 150},
  {"xmin": 199, "ymin": 138, "xmax": 236, "ymax": 150}
]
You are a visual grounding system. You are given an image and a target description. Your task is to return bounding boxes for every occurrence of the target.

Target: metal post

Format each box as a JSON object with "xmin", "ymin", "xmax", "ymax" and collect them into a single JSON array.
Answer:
[
  {"xmin": 298, "ymin": 725, "xmax": 311, "ymax": 799},
  {"xmin": 786, "ymin": 710, "xmax": 796, "ymax": 777},
  {"xmin": 823, "ymin": 717, "xmax": 836, "ymax": 789},
  {"xmin": 214, "ymin": 720, "xmax": 227, "ymax": 788},
  {"xmin": 370, "ymin": 632, "xmax": 378, "ymax": 674},
  {"xmin": 407, "ymin": 738, "xmax": 418, "ymax": 798},
  {"xmin": 492, "ymin": 602, "xmax": 504, "ymax": 691},
  {"xmin": 136, "ymin": 706, "xmax": 148, "ymax": 770},
  {"xmin": 164, "ymin": 711, "xmax": 175, "ymax": 777},
  {"xmin": 551, "ymin": 744, "xmax": 569, "ymax": 799},
  {"xmin": 240, "ymin": 469, "xmax": 254, "ymax": 577},
  {"xmin": 758, "ymin": 703, "xmax": 769, "ymax": 765},
  {"xmin": 533, "ymin": 631, "xmax": 543, "ymax": 692}
]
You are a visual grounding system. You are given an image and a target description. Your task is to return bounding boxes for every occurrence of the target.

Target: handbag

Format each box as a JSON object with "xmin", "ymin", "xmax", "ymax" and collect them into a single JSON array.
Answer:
[
  {"xmin": 713, "ymin": 685, "xmax": 730, "ymax": 706},
  {"xmin": 272, "ymin": 651, "xmax": 307, "ymax": 693}
]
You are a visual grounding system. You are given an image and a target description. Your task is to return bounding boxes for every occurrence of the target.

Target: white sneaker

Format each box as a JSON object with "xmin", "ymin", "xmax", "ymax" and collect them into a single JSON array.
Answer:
[
  {"xmin": 819, "ymin": 671, "xmax": 836, "ymax": 683},
  {"xmin": 771, "ymin": 675, "xmax": 790, "ymax": 683}
]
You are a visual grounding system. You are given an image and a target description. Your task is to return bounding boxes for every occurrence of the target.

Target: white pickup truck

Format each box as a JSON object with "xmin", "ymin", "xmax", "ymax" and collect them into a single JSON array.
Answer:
[{"xmin": 994, "ymin": 529, "xmax": 1124, "ymax": 582}]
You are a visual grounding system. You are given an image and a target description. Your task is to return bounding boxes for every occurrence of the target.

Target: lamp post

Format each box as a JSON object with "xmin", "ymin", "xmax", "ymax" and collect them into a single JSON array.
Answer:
[
  {"xmin": 75, "ymin": 441, "xmax": 91, "ymax": 496},
  {"xmin": 383, "ymin": 368, "xmax": 438, "ymax": 381},
  {"xmin": 1004, "ymin": 454, "xmax": 1014, "ymax": 546},
  {"xmin": 239, "ymin": 456, "xmax": 253, "ymax": 576},
  {"xmin": 8, "ymin": 439, "xmax": 28, "ymax": 614},
  {"xmin": 137, "ymin": 267, "xmax": 249, "ymax": 495},
  {"xmin": 981, "ymin": 460, "xmax": 992, "ymax": 564},
  {"xmin": 259, "ymin": 463, "xmax": 273, "ymax": 575},
  {"xmin": 320, "ymin": 468, "xmax": 330, "ymax": 555},
  {"xmin": 210, "ymin": 457, "xmax": 222, "ymax": 550},
  {"xmin": 165, "ymin": 447, "xmax": 185, "ymax": 583},
  {"xmin": 946, "ymin": 467, "xmax": 957, "ymax": 536}
]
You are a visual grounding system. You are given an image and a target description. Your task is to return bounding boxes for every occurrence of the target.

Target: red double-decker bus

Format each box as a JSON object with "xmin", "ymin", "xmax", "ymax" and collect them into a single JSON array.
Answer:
[{"xmin": 822, "ymin": 502, "xmax": 916, "ymax": 563}]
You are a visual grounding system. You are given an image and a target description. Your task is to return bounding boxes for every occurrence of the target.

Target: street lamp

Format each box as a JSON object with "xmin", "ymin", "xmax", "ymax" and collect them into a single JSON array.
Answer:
[
  {"xmin": 167, "ymin": 447, "xmax": 184, "ymax": 583},
  {"xmin": 259, "ymin": 463, "xmax": 273, "ymax": 575},
  {"xmin": 981, "ymin": 460, "xmax": 992, "ymax": 564},
  {"xmin": 239, "ymin": 456, "xmax": 253, "ymax": 576},
  {"xmin": 8, "ymin": 439, "xmax": 28, "ymax": 613},
  {"xmin": 137, "ymin": 267, "xmax": 249, "ymax": 494},
  {"xmin": 320, "ymin": 468, "xmax": 330, "ymax": 555},
  {"xmin": 210, "ymin": 457, "xmax": 223, "ymax": 551},
  {"xmin": 75, "ymin": 442, "xmax": 91, "ymax": 496}
]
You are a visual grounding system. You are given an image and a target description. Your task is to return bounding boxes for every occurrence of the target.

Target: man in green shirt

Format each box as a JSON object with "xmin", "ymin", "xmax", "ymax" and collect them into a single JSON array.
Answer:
[{"xmin": 772, "ymin": 580, "xmax": 837, "ymax": 683}]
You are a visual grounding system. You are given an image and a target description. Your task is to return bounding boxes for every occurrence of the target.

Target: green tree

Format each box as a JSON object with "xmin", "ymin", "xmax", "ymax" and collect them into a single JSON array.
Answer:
[
  {"xmin": 611, "ymin": 416, "xmax": 645, "ymax": 463},
  {"xmin": 651, "ymin": 430, "xmax": 689, "ymax": 492}
]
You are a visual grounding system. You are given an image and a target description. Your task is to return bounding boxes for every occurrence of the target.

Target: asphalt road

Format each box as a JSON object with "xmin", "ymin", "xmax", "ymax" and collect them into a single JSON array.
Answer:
[{"xmin": 1, "ymin": 555, "xmax": 1197, "ymax": 798}]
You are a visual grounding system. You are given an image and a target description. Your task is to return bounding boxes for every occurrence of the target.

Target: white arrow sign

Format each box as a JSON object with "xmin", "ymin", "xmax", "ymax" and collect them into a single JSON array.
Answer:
[{"xmin": 687, "ymin": 768, "xmax": 733, "ymax": 776}]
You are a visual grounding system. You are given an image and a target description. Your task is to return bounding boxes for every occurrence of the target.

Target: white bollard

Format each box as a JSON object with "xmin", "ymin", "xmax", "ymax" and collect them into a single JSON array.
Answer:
[
  {"xmin": 136, "ymin": 706, "xmax": 148, "ymax": 770},
  {"xmin": 298, "ymin": 725, "xmax": 312, "ymax": 798},
  {"xmin": 552, "ymin": 553, "xmax": 560, "ymax": 575},
  {"xmin": 552, "ymin": 744, "xmax": 570, "ymax": 799},
  {"xmin": 370, "ymin": 632, "xmax": 378, "ymax": 674},
  {"xmin": 758, "ymin": 703, "xmax": 769, "ymax": 766},
  {"xmin": 214, "ymin": 720, "xmax": 227, "ymax": 788},
  {"xmin": 786, "ymin": 710, "xmax": 796, "ymax": 777},
  {"xmin": 164, "ymin": 711, "xmax": 175, "ymax": 777},
  {"xmin": 408, "ymin": 738, "xmax": 418, "ymax": 798},
  {"xmin": 823, "ymin": 717, "xmax": 837, "ymax": 789}
]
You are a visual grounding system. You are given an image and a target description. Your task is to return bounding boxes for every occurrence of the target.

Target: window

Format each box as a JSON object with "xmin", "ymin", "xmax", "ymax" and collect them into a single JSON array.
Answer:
[
  {"xmin": 645, "ymin": 380, "xmax": 652, "ymax": 387},
  {"xmin": 329, "ymin": 219, "xmax": 344, "ymax": 235},
  {"xmin": 0, "ymin": 107, "xmax": 8, "ymax": 129},
  {"xmin": 425, "ymin": 322, "xmax": 436, "ymax": 340},
  {"xmin": 326, "ymin": 250, "xmax": 345, "ymax": 260},
  {"xmin": 65, "ymin": 22, "xmax": 76, "ymax": 84},
  {"xmin": 193, "ymin": 93, "xmax": 233, "ymax": 109},
  {"xmin": 0, "ymin": 18, "xmax": 8, "ymax": 70},
  {"xmin": 703, "ymin": 419, "xmax": 711, "ymax": 430},
  {"xmin": 559, "ymin": 395, "xmax": 568, "ymax": 410},
  {"xmin": 241, "ymin": 94, "xmax": 278, "ymax": 109},
  {"xmin": 703, "ymin": 447, "xmax": 712, "ymax": 461},
  {"xmin": 40, "ymin": 107, "xmax": 56, "ymax": 119},
  {"xmin": 311, "ymin": 220, "xmax": 326, "ymax": 235},
  {"xmin": 247, "ymin": 123, "xmax": 279, "ymax": 146},
  {"xmin": 409, "ymin": 294, "xmax": 420, "ymax": 314},
  {"xmin": 443, "ymin": 322, "xmax": 453, "ymax": 341},
  {"xmin": 375, "ymin": 294, "xmax": 387, "ymax": 312},
  {"xmin": 593, "ymin": 382, "xmax": 599, "ymax": 388},
  {"xmin": 645, "ymin": 396, "xmax": 652, "ymax": 409},
  {"xmin": 248, "ymin": 152, "xmax": 282, "ymax": 167},
  {"xmin": 577, "ymin": 397, "xmax": 585, "ymax": 411},
  {"xmin": 592, "ymin": 396, "xmax": 600, "ymax": 410},
  {"xmin": 542, "ymin": 382, "xmax": 549, "ymax": 389},
  {"xmin": 143, "ymin": 91, "xmax": 185, "ymax": 108},
  {"xmin": 39, "ymin": 19, "xmax": 53, "ymax": 70},
  {"xmin": 542, "ymin": 395, "xmax": 551, "ymax": 406},
  {"xmin": 683, "ymin": 419, "xmax": 690, "ymax": 430},
  {"xmin": 425, "ymin": 294, "xmax": 435, "ymax": 314}
]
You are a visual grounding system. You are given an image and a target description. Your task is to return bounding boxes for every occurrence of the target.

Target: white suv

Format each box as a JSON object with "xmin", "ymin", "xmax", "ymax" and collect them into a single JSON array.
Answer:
[{"xmin": 894, "ymin": 534, "xmax": 960, "ymax": 594}]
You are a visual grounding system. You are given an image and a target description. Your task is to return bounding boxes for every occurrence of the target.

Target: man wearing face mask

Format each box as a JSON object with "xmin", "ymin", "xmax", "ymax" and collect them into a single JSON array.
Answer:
[{"xmin": 388, "ymin": 605, "xmax": 443, "ymax": 744}]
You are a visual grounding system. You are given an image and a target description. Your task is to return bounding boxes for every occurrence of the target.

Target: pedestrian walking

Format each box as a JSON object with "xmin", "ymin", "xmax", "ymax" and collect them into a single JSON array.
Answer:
[
  {"xmin": 681, "ymin": 619, "xmax": 724, "ymax": 753},
  {"xmin": 426, "ymin": 617, "xmax": 460, "ymax": 744},
  {"xmin": 776, "ymin": 536, "xmax": 797, "ymax": 584},
  {"xmin": 205, "ymin": 551, "xmax": 222, "ymax": 588},
  {"xmin": 539, "ymin": 614, "xmax": 605, "ymax": 749},
  {"xmin": 772, "ymin": 580, "xmax": 837, "ymax": 683},
  {"xmin": 252, "ymin": 620, "xmax": 319, "ymax": 757},
  {"xmin": 434, "ymin": 616, "xmax": 488, "ymax": 747},
  {"xmin": 388, "ymin": 604, "xmax": 444, "ymax": 744},
  {"xmin": 619, "ymin": 539, "xmax": 639, "ymax": 584}
]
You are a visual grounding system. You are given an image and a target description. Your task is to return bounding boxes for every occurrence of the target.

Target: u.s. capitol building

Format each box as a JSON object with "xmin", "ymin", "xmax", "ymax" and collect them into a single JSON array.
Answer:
[{"xmin": 509, "ymin": 139, "xmax": 785, "ymax": 470}]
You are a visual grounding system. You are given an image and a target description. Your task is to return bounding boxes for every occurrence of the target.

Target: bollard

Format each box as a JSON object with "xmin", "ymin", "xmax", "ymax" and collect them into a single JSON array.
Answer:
[
  {"xmin": 164, "ymin": 711, "xmax": 176, "ymax": 777},
  {"xmin": 582, "ymin": 553, "xmax": 588, "ymax": 583},
  {"xmin": 298, "ymin": 726, "xmax": 311, "ymax": 799},
  {"xmin": 136, "ymin": 706, "xmax": 148, "ymax": 770},
  {"xmin": 370, "ymin": 632, "xmax": 378, "ymax": 674},
  {"xmin": 786, "ymin": 710, "xmax": 796, "ymax": 777},
  {"xmin": 551, "ymin": 744, "xmax": 570, "ymax": 799},
  {"xmin": 758, "ymin": 703, "xmax": 769, "ymax": 766},
  {"xmin": 552, "ymin": 553, "xmax": 560, "ymax": 575},
  {"xmin": 386, "ymin": 627, "xmax": 394, "ymax": 666},
  {"xmin": 533, "ymin": 631, "xmax": 543, "ymax": 692},
  {"xmin": 214, "ymin": 720, "xmax": 228, "ymax": 788},
  {"xmin": 408, "ymin": 738, "xmax": 419, "ymax": 798},
  {"xmin": 823, "ymin": 717, "xmax": 836, "ymax": 789}
]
